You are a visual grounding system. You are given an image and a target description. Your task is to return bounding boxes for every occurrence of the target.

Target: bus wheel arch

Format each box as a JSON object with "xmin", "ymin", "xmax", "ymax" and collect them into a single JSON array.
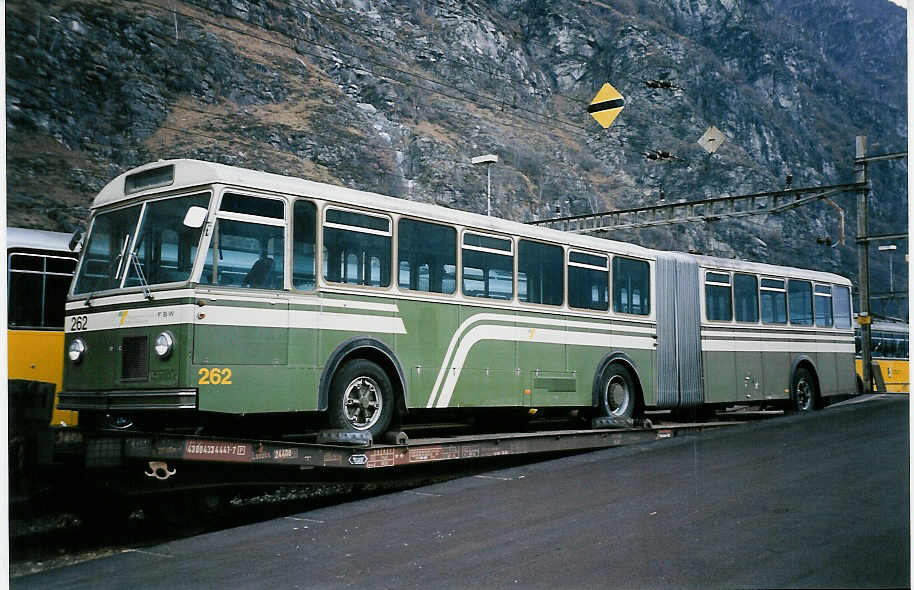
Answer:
[
  {"xmin": 592, "ymin": 352, "xmax": 645, "ymax": 419},
  {"xmin": 790, "ymin": 357, "xmax": 820, "ymax": 412},
  {"xmin": 319, "ymin": 338, "xmax": 408, "ymax": 424}
]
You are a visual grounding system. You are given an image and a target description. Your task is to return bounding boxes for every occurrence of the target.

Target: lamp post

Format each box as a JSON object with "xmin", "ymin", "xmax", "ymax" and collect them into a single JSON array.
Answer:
[
  {"xmin": 471, "ymin": 154, "xmax": 498, "ymax": 216},
  {"xmin": 878, "ymin": 244, "xmax": 897, "ymax": 293}
]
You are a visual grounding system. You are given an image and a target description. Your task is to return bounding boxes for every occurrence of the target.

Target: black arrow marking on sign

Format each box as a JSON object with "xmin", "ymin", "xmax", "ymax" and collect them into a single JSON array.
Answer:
[{"xmin": 588, "ymin": 98, "xmax": 625, "ymax": 113}]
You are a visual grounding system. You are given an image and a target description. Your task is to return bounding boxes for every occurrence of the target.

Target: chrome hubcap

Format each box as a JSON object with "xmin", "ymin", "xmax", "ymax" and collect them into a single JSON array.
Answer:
[
  {"xmin": 606, "ymin": 375, "xmax": 630, "ymax": 417},
  {"xmin": 797, "ymin": 379, "xmax": 813, "ymax": 410},
  {"xmin": 343, "ymin": 376, "xmax": 382, "ymax": 430}
]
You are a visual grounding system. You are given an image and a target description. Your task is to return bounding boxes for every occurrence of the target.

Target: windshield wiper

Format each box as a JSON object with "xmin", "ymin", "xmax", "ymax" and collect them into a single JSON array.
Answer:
[
  {"xmin": 113, "ymin": 234, "xmax": 131, "ymax": 280},
  {"xmin": 130, "ymin": 251, "xmax": 153, "ymax": 300}
]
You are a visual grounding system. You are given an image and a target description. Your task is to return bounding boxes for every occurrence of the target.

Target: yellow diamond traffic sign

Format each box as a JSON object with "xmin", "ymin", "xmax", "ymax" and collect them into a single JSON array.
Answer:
[{"xmin": 589, "ymin": 83, "xmax": 625, "ymax": 129}]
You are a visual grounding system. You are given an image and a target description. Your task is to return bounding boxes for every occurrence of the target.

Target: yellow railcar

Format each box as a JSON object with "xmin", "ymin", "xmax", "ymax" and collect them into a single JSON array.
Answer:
[
  {"xmin": 7, "ymin": 227, "xmax": 79, "ymax": 425},
  {"xmin": 855, "ymin": 320, "xmax": 909, "ymax": 394}
]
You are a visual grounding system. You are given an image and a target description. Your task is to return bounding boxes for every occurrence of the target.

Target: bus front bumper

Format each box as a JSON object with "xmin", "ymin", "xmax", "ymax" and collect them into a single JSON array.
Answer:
[{"xmin": 57, "ymin": 389, "xmax": 197, "ymax": 411}]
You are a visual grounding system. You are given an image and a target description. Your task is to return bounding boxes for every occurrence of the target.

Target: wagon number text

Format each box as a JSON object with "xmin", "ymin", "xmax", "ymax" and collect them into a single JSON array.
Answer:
[{"xmin": 198, "ymin": 367, "xmax": 233, "ymax": 385}]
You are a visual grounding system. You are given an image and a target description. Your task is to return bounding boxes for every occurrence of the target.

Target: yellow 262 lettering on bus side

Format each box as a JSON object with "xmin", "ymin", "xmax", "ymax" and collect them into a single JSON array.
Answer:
[{"xmin": 198, "ymin": 367, "xmax": 233, "ymax": 385}]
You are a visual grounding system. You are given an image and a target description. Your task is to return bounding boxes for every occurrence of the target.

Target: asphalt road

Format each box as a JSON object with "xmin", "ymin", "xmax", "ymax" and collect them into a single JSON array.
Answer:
[{"xmin": 14, "ymin": 396, "xmax": 909, "ymax": 589}]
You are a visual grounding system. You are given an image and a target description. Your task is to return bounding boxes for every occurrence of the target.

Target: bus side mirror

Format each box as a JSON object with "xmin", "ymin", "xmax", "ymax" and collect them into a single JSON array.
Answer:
[
  {"xmin": 68, "ymin": 229, "xmax": 83, "ymax": 251},
  {"xmin": 183, "ymin": 206, "xmax": 208, "ymax": 229}
]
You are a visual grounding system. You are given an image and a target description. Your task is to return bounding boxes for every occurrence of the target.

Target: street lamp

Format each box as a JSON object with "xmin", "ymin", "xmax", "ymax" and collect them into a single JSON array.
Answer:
[
  {"xmin": 471, "ymin": 154, "xmax": 498, "ymax": 216},
  {"xmin": 878, "ymin": 244, "xmax": 897, "ymax": 293}
]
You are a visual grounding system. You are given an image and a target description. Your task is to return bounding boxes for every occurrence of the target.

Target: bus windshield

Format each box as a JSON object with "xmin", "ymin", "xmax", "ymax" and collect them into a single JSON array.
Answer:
[{"xmin": 73, "ymin": 193, "xmax": 211, "ymax": 294}]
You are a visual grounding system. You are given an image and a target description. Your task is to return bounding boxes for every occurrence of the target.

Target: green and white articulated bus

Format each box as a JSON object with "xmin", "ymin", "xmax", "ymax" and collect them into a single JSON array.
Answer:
[{"xmin": 59, "ymin": 160, "xmax": 857, "ymax": 437}]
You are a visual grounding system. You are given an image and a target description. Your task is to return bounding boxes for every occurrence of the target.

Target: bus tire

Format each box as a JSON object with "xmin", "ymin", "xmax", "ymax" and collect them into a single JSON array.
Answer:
[
  {"xmin": 327, "ymin": 359, "xmax": 394, "ymax": 438},
  {"xmin": 792, "ymin": 367, "xmax": 819, "ymax": 412},
  {"xmin": 598, "ymin": 363, "xmax": 636, "ymax": 421}
]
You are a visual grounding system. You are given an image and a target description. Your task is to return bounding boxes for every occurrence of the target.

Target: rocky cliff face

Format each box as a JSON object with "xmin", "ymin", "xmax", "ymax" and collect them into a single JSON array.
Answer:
[{"xmin": 5, "ymin": 0, "xmax": 907, "ymax": 298}]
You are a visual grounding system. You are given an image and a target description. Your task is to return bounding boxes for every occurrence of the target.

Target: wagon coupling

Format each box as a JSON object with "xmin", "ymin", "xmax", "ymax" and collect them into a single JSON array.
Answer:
[{"xmin": 145, "ymin": 461, "xmax": 176, "ymax": 480}]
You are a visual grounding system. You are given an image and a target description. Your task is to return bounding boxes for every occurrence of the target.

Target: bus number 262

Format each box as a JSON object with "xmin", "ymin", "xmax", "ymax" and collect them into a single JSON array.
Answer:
[{"xmin": 198, "ymin": 367, "xmax": 233, "ymax": 385}]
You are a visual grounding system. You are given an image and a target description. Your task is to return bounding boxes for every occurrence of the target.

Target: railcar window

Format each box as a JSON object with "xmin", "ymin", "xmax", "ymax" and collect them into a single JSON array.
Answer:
[
  {"xmin": 788, "ymin": 279, "xmax": 813, "ymax": 326},
  {"xmin": 124, "ymin": 193, "xmax": 210, "ymax": 288},
  {"xmin": 760, "ymin": 278, "xmax": 787, "ymax": 324},
  {"xmin": 832, "ymin": 285, "xmax": 852, "ymax": 329},
  {"xmin": 8, "ymin": 253, "xmax": 76, "ymax": 328},
  {"xmin": 568, "ymin": 251, "xmax": 608, "ymax": 311},
  {"xmin": 73, "ymin": 205, "xmax": 142, "ymax": 294},
  {"xmin": 897, "ymin": 334, "xmax": 909, "ymax": 359},
  {"xmin": 398, "ymin": 219, "xmax": 456, "ymax": 294},
  {"xmin": 814, "ymin": 284, "xmax": 833, "ymax": 327},
  {"xmin": 705, "ymin": 272, "xmax": 732, "ymax": 321},
  {"xmin": 323, "ymin": 208, "xmax": 391, "ymax": 287},
  {"xmin": 612, "ymin": 257, "xmax": 650, "ymax": 315},
  {"xmin": 518, "ymin": 240, "xmax": 563, "ymax": 306},
  {"xmin": 462, "ymin": 232, "xmax": 513, "ymax": 300},
  {"xmin": 734, "ymin": 273, "xmax": 759, "ymax": 323},
  {"xmin": 292, "ymin": 201, "xmax": 317, "ymax": 290}
]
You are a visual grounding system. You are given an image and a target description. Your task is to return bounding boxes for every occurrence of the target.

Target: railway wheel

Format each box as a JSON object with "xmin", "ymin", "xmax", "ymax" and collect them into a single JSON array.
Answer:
[
  {"xmin": 327, "ymin": 359, "xmax": 394, "ymax": 438},
  {"xmin": 792, "ymin": 367, "xmax": 819, "ymax": 412},
  {"xmin": 599, "ymin": 363, "xmax": 636, "ymax": 420}
]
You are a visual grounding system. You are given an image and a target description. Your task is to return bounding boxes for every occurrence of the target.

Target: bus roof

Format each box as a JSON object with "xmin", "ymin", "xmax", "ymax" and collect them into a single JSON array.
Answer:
[
  {"xmin": 6, "ymin": 227, "xmax": 74, "ymax": 253},
  {"xmin": 93, "ymin": 159, "xmax": 852, "ymax": 286}
]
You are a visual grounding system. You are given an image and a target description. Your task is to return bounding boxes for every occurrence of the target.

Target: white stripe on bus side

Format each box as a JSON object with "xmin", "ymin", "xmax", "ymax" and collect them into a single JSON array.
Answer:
[
  {"xmin": 426, "ymin": 313, "xmax": 656, "ymax": 408},
  {"xmin": 700, "ymin": 339, "xmax": 855, "ymax": 354},
  {"xmin": 431, "ymin": 324, "xmax": 654, "ymax": 408}
]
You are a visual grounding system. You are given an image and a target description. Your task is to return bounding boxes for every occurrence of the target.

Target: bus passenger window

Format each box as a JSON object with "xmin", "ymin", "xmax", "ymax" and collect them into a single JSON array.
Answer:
[
  {"xmin": 705, "ymin": 272, "xmax": 732, "ymax": 321},
  {"xmin": 788, "ymin": 279, "xmax": 813, "ymax": 325},
  {"xmin": 734, "ymin": 273, "xmax": 758, "ymax": 323},
  {"xmin": 518, "ymin": 240, "xmax": 563, "ymax": 306},
  {"xmin": 292, "ymin": 201, "xmax": 316, "ymax": 290},
  {"xmin": 814, "ymin": 284, "xmax": 833, "ymax": 327},
  {"xmin": 323, "ymin": 208, "xmax": 391, "ymax": 287},
  {"xmin": 462, "ymin": 232, "xmax": 513, "ymax": 300},
  {"xmin": 832, "ymin": 285, "xmax": 852, "ymax": 329},
  {"xmin": 202, "ymin": 193, "xmax": 286, "ymax": 289},
  {"xmin": 568, "ymin": 251, "xmax": 608, "ymax": 311},
  {"xmin": 612, "ymin": 257, "xmax": 650, "ymax": 315},
  {"xmin": 760, "ymin": 278, "xmax": 787, "ymax": 324},
  {"xmin": 398, "ymin": 219, "xmax": 456, "ymax": 294}
]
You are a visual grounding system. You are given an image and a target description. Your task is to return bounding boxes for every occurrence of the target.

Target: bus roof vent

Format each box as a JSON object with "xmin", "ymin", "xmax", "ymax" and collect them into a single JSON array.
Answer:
[{"xmin": 125, "ymin": 164, "xmax": 175, "ymax": 195}]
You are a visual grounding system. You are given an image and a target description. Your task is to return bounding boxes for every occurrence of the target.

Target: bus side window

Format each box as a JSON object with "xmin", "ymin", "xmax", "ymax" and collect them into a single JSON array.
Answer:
[
  {"xmin": 323, "ymin": 208, "xmax": 391, "ymax": 287},
  {"xmin": 398, "ymin": 218, "xmax": 456, "ymax": 294},
  {"xmin": 814, "ymin": 284, "xmax": 833, "ymax": 327},
  {"xmin": 705, "ymin": 272, "xmax": 732, "ymax": 321},
  {"xmin": 292, "ymin": 200, "xmax": 317, "ymax": 290},
  {"xmin": 462, "ymin": 232, "xmax": 513, "ymax": 300},
  {"xmin": 568, "ymin": 251, "xmax": 608, "ymax": 311},
  {"xmin": 203, "ymin": 194, "xmax": 286, "ymax": 289},
  {"xmin": 788, "ymin": 279, "xmax": 813, "ymax": 326},
  {"xmin": 761, "ymin": 278, "xmax": 787, "ymax": 324},
  {"xmin": 734, "ymin": 273, "xmax": 759, "ymax": 323},
  {"xmin": 518, "ymin": 240, "xmax": 563, "ymax": 306},
  {"xmin": 612, "ymin": 257, "xmax": 650, "ymax": 316},
  {"xmin": 832, "ymin": 285, "xmax": 852, "ymax": 329}
]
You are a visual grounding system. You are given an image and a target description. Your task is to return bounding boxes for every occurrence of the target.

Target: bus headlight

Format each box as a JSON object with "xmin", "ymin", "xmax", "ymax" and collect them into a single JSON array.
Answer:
[
  {"xmin": 154, "ymin": 331, "xmax": 174, "ymax": 359},
  {"xmin": 68, "ymin": 338, "xmax": 87, "ymax": 363}
]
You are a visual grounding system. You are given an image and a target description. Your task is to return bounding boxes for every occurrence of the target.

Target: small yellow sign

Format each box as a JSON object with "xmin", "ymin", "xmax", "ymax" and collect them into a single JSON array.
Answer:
[
  {"xmin": 857, "ymin": 315, "xmax": 872, "ymax": 325},
  {"xmin": 589, "ymin": 82, "xmax": 625, "ymax": 129}
]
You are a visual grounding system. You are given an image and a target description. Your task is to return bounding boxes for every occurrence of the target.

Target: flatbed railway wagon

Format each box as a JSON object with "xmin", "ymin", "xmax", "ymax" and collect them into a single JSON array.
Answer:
[{"xmin": 58, "ymin": 160, "xmax": 857, "ymax": 438}]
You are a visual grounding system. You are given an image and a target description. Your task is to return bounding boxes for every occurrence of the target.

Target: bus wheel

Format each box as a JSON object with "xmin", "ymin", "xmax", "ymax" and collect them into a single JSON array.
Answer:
[
  {"xmin": 328, "ymin": 359, "xmax": 394, "ymax": 438},
  {"xmin": 599, "ymin": 364, "xmax": 636, "ymax": 420},
  {"xmin": 792, "ymin": 367, "xmax": 818, "ymax": 412}
]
